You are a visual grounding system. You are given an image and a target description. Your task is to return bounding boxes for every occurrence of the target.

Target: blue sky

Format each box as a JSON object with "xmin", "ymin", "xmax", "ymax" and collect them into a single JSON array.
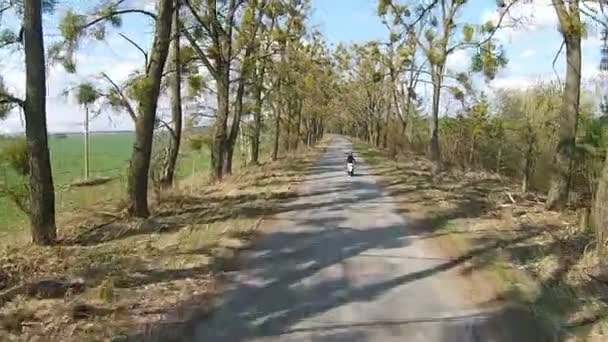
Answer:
[
  {"xmin": 310, "ymin": 0, "xmax": 603, "ymax": 87},
  {"xmin": 0, "ymin": 0, "xmax": 605, "ymax": 133}
]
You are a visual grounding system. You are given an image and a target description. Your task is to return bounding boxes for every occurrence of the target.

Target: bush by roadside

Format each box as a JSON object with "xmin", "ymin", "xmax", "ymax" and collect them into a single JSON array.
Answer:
[
  {"xmin": 0, "ymin": 144, "xmax": 324, "ymax": 342},
  {"xmin": 355, "ymin": 140, "xmax": 608, "ymax": 342}
]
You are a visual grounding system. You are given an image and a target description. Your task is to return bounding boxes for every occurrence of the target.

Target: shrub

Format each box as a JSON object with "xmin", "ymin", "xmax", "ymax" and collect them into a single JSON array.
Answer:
[
  {"xmin": 2, "ymin": 138, "xmax": 29, "ymax": 176},
  {"xmin": 0, "ymin": 138, "xmax": 30, "ymax": 214}
]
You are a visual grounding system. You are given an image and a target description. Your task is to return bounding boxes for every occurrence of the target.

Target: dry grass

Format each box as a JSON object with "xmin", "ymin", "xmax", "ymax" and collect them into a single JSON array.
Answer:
[
  {"xmin": 356, "ymin": 141, "xmax": 608, "ymax": 342},
  {"xmin": 0, "ymin": 145, "xmax": 323, "ymax": 342}
]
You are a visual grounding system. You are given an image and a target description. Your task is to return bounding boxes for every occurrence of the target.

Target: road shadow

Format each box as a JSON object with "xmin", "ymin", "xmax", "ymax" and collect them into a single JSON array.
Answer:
[
  {"xmin": 120, "ymin": 138, "xmax": 556, "ymax": 342},
  {"xmin": 354, "ymin": 141, "xmax": 608, "ymax": 340}
]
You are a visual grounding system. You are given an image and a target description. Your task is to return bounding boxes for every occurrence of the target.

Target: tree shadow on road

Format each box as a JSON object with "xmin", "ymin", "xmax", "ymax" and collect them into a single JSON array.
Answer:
[
  {"xmin": 354, "ymin": 141, "xmax": 608, "ymax": 340},
  {"xmin": 122, "ymin": 142, "xmax": 556, "ymax": 341}
]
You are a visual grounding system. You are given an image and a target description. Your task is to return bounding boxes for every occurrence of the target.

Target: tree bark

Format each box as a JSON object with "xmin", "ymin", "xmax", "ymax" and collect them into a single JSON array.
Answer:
[
  {"xmin": 223, "ymin": 74, "xmax": 245, "ymax": 175},
  {"xmin": 375, "ymin": 118, "xmax": 381, "ymax": 147},
  {"xmin": 294, "ymin": 99, "xmax": 302, "ymax": 150},
  {"xmin": 592, "ymin": 152, "xmax": 608, "ymax": 249},
  {"xmin": 211, "ymin": 61, "xmax": 230, "ymax": 181},
  {"xmin": 272, "ymin": 102, "xmax": 281, "ymax": 161},
  {"xmin": 496, "ymin": 145, "xmax": 502, "ymax": 174},
  {"xmin": 286, "ymin": 99, "xmax": 292, "ymax": 151},
  {"xmin": 317, "ymin": 118, "xmax": 324, "ymax": 142},
  {"xmin": 224, "ymin": 51, "xmax": 253, "ymax": 175},
  {"xmin": 547, "ymin": 21, "xmax": 582, "ymax": 210},
  {"xmin": 430, "ymin": 69, "xmax": 442, "ymax": 172},
  {"xmin": 468, "ymin": 136, "xmax": 476, "ymax": 170},
  {"xmin": 251, "ymin": 63, "xmax": 264, "ymax": 165},
  {"xmin": 383, "ymin": 101, "xmax": 390, "ymax": 148},
  {"xmin": 522, "ymin": 133, "xmax": 535, "ymax": 193},
  {"xmin": 160, "ymin": 4, "xmax": 182, "ymax": 189},
  {"xmin": 126, "ymin": 0, "xmax": 174, "ymax": 217},
  {"xmin": 23, "ymin": 0, "xmax": 56, "ymax": 245}
]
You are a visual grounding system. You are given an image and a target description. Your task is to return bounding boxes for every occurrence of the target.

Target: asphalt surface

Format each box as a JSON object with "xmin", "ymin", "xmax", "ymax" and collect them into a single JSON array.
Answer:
[{"xmin": 191, "ymin": 137, "xmax": 552, "ymax": 342}]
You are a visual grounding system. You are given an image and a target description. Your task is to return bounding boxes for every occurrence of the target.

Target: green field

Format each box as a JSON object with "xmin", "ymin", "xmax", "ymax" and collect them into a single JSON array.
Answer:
[{"xmin": 0, "ymin": 132, "xmax": 212, "ymax": 232}]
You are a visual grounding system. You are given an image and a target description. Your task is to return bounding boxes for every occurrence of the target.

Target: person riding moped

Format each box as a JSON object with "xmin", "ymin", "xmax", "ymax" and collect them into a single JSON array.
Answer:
[
  {"xmin": 346, "ymin": 152, "xmax": 355, "ymax": 164},
  {"xmin": 346, "ymin": 152, "xmax": 355, "ymax": 176}
]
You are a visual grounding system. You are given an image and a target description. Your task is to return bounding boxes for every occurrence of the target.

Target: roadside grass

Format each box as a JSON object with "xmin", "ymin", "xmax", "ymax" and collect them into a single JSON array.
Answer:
[
  {"xmin": 355, "ymin": 140, "xmax": 608, "ymax": 341},
  {"xmin": 1, "ymin": 133, "xmax": 212, "ymax": 232},
  {"xmin": 0, "ymin": 142, "xmax": 324, "ymax": 342}
]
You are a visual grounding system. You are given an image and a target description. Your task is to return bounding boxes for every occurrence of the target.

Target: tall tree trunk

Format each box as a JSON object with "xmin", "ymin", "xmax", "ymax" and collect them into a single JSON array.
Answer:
[
  {"xmin": 311, "ymin": 117, "xmax": 318, "ymax": 145},
  {"xmin": 84, "ymin": 105, "xmax": 90, "ymax": 180},
  {"xmin": 286, "ymin": 99, "xmax": 292, "ymax": 151},
  {"xmin": 373, "ymin": 120, "xmax": 379, "ymax": 146},
  {"xmin": 224, "ymin": 67, "xmax": 247, "ymax": 175},
  {"xmin": 160, "ymin": 5, "xmax": 182, "ymax": 189},
  {"xmin": 211, "ymin": 62, "xmax": 230, "ymax": 180},
  {"xmin": 404, "ymin": 93, "xmax": 413, "ymax": 143},
  {"xmin": 223, "ymin": 134, "xmax": 235, "ymax": 175},
  {"xmin": 304, "ymin": 119, "xmax": 311, "ymax": 146},
  {"xmin": 294, "ymin": 100, "xmax": 302, "ymax": 150},
  {"xmin": 251, "ymin": 64, "xmax": 264, "ymax": 165},
  {"xmin": 522, "ymin": 135, "xmax": 535, "ymax": 193},
  {"xmin": 403, "ymin": 72, "xmax": 415, "ymax": 144},
  {"xmin": 383, "ymin": 102, "xmax": 390, "ymax": 148},
  {"xmin": 224, "ymin": 2, "xmax": 263, "ymax": 174},
  {"xmin": 272, "ymin": 103, "xmax": 281, "ymax": 161},
  {"xmin": 430, "ymin": 68, "xmax": 442, "ymax": 173},
  {"xmin": 318, "ymin": 118, "xmax": 324, "ymax": 141},
  {"xmin": 496, "ymin": 145, "xmax": 502, "ymax": 174},
  {"xmin": 23, "ymin": 0, "xmax": 56, "ymax": 245},
  {"xmin": 468, "ymin": 136, "xmax": 476, "ymax": 170},
  {"xmin": 126, "ymin": 0, "xmax": 173, "ymax": 217},
  {"xmin": 272, "ymin": 45, "xmax": 283, "ymax": 162},
  {"xmin": 592, "ymin": 153, "xmax": 608, "ymax": 249},
  {"xmin": 547, "ymin": 26, "xmax": 582, "ymax": 210}
]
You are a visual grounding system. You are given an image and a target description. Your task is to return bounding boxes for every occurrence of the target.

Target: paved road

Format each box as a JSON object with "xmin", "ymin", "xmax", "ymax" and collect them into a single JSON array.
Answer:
[{"xmin": 191, "ymin": 137, "xmax": 551, "ymax": 342}]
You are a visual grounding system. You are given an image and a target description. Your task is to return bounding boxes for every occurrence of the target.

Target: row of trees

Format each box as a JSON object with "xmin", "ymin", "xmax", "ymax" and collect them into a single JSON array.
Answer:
[
  {"xmin": 330, "ymin": 0, "xmax": 608, "ymax": 243},
  {"xmin": 4, "ymin": 0, "xmax": 608, "ymax": 246},
  {"xmin": 0, "ymin": 0, "xmax": 334, "ymax": 245}
]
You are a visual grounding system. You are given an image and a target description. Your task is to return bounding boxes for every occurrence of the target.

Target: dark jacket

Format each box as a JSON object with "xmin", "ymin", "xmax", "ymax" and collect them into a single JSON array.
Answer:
[{"xmin": 346, "ymin": 155, "xmax": 355, "ymax": 163}]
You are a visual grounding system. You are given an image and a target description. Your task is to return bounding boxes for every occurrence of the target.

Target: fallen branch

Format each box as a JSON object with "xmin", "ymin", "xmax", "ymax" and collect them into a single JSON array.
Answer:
[{"xmin": 505, "ymin": 191, "xmax": 516, "ymax": 204}]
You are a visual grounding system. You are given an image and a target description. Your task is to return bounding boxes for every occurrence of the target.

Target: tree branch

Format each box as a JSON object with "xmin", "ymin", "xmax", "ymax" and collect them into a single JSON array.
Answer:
[
  {"xmin": 553, "ymin": 39, "xmax": 565, "ymax": 87},
  {"xmin": 119, "ymin": 33, "xmax": 148, "ymax": 70},
  {"xmin": 0, "ymin": 92, "xmax": 24, "ymax": 108},
  {"xmin": 100, "ymin": 72, "xmax": 137, "ymax": 122},
  {"xmin": 183, "ymin": 0, "xmax": 215, "ymax": 39},
  {"xmin": 157, "ymin": 118, "xmax": 176, "ymax": 139},
  {"xmin": 580, "ymin": 2, "xmax": 608, "ymax": 30},
  {"xmin": 83, "ymin": 9, "xmax": 157, "ymax": 30},
  {"xmin": 477, "ymin": 0, "xmax": 521, "ymax": 46},
  {"xmin": 180, "ymin": 24, "xmax": 218, "ymax": 76}
]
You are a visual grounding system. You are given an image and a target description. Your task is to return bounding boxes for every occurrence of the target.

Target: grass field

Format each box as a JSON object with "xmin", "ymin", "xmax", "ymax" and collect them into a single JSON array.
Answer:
[{"xmin": 0, "ymin": 132, "xmax": 212, "ymax": 232}]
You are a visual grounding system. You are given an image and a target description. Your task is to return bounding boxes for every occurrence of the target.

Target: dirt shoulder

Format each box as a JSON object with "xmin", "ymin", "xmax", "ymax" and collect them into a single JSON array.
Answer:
[
  {"xmin": 355, "ymin": 140, "xmax": 608, "ymax": 342},
  {"xmin": 0, "ymin": 143, "xmax": 326, "ymax": 342}
]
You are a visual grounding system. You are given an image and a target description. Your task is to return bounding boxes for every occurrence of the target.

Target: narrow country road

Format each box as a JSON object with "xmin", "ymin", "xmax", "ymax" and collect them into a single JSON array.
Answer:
[{"xmin": 192, "ymin": 136, "xmax": 550, "ymax": 342}]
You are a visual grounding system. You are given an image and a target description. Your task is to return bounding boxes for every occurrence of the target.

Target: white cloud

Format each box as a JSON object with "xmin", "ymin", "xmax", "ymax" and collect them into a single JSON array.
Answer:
[
  {"xmin": 0, "ymin": 32, "xmax": 145, "ymax": 134},
  {"xmin": 446, "ymin": 49, "xmax": 471, "ymax": 72},
  {"xmin": 480, "ymin": 0, "xmax": 557, "ymax": 42},
  {"xmin": 482, "ymin": 0, "xmax": 606, "ymax": 43},
  {"xmin": 490, "ymin": 76, "xmax": 536, "ymax": 90},
  {"xmin": 521, "ymin": 49, "xmax": 536, "ymax": 58}
]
